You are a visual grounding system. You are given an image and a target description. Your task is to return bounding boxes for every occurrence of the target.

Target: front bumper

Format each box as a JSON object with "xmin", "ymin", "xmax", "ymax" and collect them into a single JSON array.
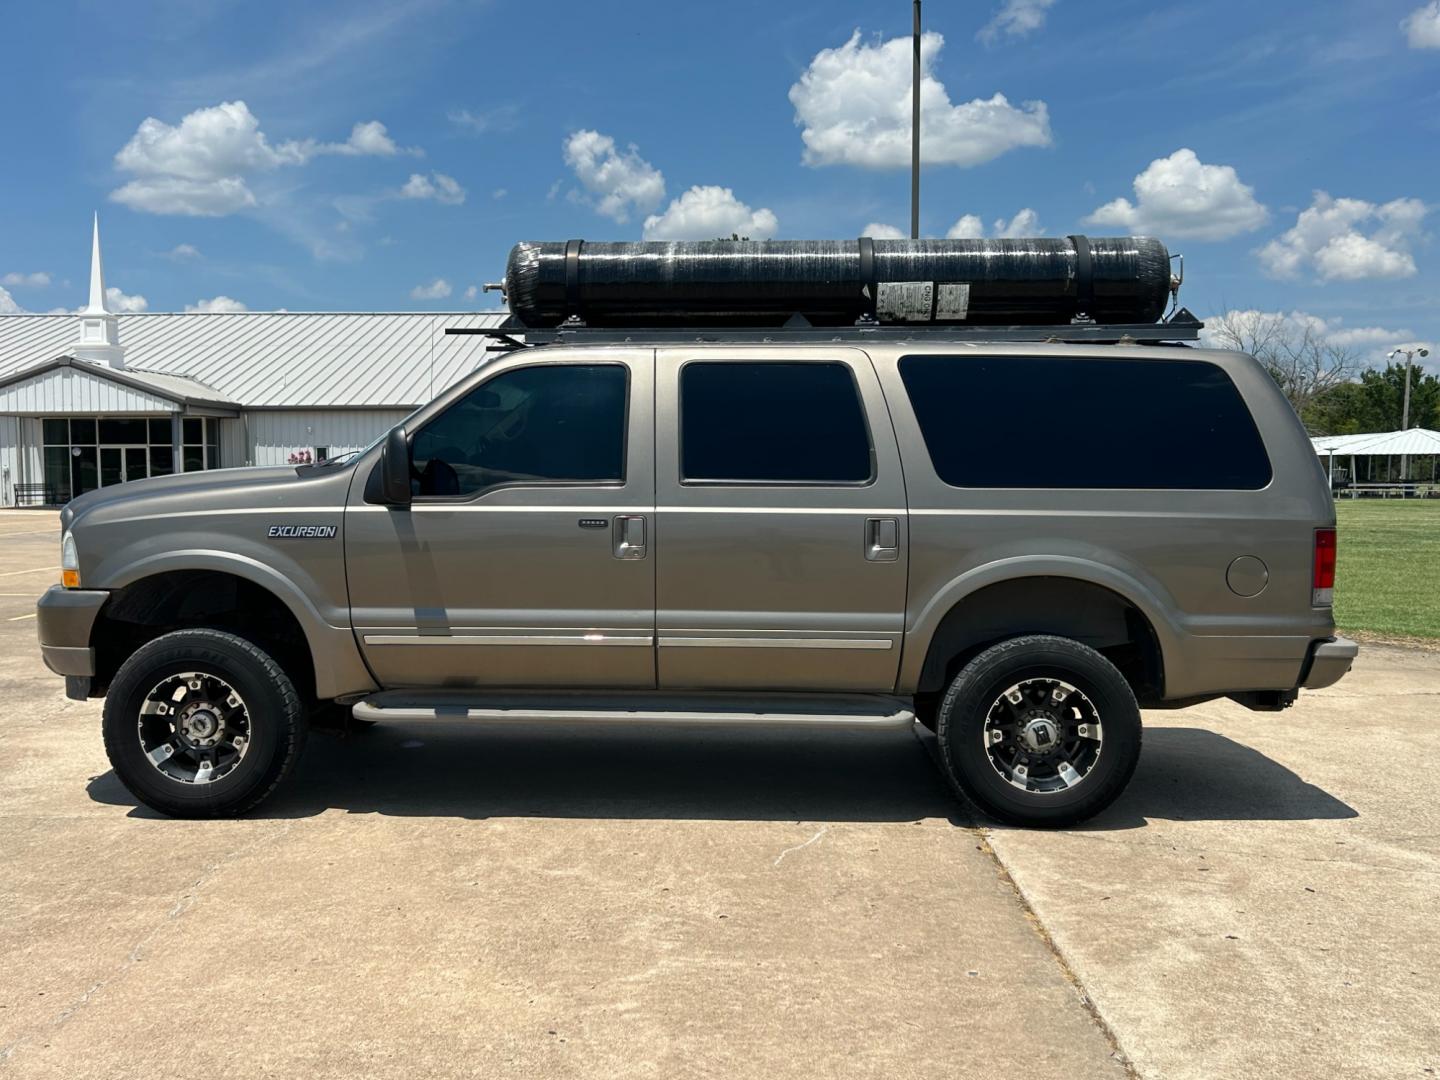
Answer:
[
  {"xmin": 36, "ymin": 585, "xmax": 109, "ymax": 677},
  {"xmin": 1300, "ymin": 635, "xmax": 1359, "ymax": 690}
]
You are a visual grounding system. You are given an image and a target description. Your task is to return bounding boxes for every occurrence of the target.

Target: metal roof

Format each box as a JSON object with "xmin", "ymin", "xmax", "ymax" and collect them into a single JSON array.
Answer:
[
  {"xmin": 0, "ymin": 311, "xmax": 509, "ymax": 409},
  {"xmin": 1312, "ymin": 429, "xmax": 1440, "ymax": 456},
  {"xmin": 0, "ymin": 356, "xmax": 240, "ymax": 410}
]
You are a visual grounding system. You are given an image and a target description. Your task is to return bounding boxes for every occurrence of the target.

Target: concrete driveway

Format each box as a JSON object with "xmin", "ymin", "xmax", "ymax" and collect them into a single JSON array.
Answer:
[{"xmin": 0, "ymin": 509, "xmax": 1434, "ymax": 1079}]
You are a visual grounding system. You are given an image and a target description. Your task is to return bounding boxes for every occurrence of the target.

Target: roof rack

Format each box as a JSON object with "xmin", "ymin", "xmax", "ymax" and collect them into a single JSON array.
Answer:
[{"xmin": 446, "ymin": 309, "xmax": 1204, "ymax": 348}]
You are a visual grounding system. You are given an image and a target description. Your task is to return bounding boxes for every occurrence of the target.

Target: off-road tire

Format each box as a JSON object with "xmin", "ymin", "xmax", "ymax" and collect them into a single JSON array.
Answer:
[
  {"xmin": 936, "ymin": 635, "xmax": 1141, "ymax": 827},
  {"xmin": 102, "ymin": 629, "xmax": 306, "ymax": 818}
]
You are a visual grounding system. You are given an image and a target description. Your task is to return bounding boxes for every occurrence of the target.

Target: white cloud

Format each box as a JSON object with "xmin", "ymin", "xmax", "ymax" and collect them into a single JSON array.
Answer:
[
  {"xmin": 978, "ymin": 0, "xmax": 1057, "ymax": 44},
  {"xmin": 946, "ymin": 214, "xmax": 987, "ymax": 238},
  {"xmin": 105, "ymin": 286, "xmax": 148, "ymax": 312},
  {"xmin": 0, "ymin": 286, "xmax": 23, "ymax": 314},
  {"xmin": 862, "ymin": 222, "xmax": 907, "ymax": 239},
  {"xmin": 185, "ymin": 295, "xmax": 248, "ymax": 313},
  {"xmin": 448, "ymin": 105, "xmax": 522, "ymax": 134},
  {"xmin": 563, "ymin": 130, "xmax": 666, "ymax": 223},
  {"xmin": 331, "ymin": 120, "xmax": 419, "ymax": 157},
  {"xmin": 861, "ymin": 211, "xmax": 1040, "ymax": 240},
  {"xmin": 1202, "ymin": 309, "xmax": 1423, "ymax": 362},
  {"xmin": 399, "ymin": 172, "xmax": 466, "ymax": 205},
  {"xmin": 1402, "ymin": 2, "xmax": 1440, "ymax": 47},
  {"xmin": 642, "ymin": 186, "xmax": 779, "ymax": 241},
  {"xmin": 992, "ymin": 207, "xmax": 1041, "ymax": 237},
  {"xmin": 1084, "ymin": 149, "xmax": 1267, "ymax": 240},
  {"xmin": 111, "ymin": 176, "xmax": 258, "ymax": 217},
  {"xmin": 110, "ymin": 101, "xmax": 420, "ymax": 216},
  {"xmin": 1258, "ymin": 192, "xmax": 1426, "ymax": 282},
  {"xmin": 165, "ymin": 244, "xmax": 202, "ymax": 260},
  {"xmin": 2, "ymin": 271, "xmax": 50, "ymax": 287},
  {"xmin": 789, "ymin": 30, "xmax": 1051, "ymax": 169},
  {"xmin": 491, "ymin": 188, "xmax": 507, "ymax": 200},
  {"xmin": 464, "ymin": 284, "xmax": 479, "ymax": 300},
  {"xmin": 939, "ymin": 209, "xmax": 1042, "ymax": 238},
  {"xmin": 410, "ymin": 278, "xmax": 452, "ymax": 300}
]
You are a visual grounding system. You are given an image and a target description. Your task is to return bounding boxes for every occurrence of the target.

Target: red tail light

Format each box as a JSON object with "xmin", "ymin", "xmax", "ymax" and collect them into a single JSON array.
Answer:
[{"xmin": 1313, "ymin": 528, "xmax": 1336, "ymax": 607}]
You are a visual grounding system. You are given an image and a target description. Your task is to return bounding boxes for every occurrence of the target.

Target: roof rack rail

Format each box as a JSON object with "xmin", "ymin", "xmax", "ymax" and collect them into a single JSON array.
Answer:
[{"xmin": 445, "ymin": 308, "xmax": 1204, "ymax": 347}]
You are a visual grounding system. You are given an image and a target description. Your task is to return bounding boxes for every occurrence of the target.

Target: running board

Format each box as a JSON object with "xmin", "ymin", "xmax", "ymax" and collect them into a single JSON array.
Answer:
[{"xmin": 351, "ymin": 691, "xmax": 915, "ymax": 729}]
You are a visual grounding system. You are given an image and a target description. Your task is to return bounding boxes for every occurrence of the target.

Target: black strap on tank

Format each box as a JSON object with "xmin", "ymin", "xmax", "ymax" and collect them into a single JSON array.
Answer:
[
  {"xmin": 857, "ymin": 236, "xmax": 876, "ymax": 315},
  {"xmin": 564, "ymin": 239, "xmax": 584, "ymax": 316},
  {"xmin": 1067, "ymin": 234, "xmax": 1094, "ymax": 319}
]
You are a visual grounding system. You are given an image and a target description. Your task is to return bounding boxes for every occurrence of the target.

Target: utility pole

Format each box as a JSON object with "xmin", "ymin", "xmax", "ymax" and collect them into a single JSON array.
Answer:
[
  {"xmin": 911, "ymin": 0, "xmax": 921, "ymax": 239},
  {"xmin": 1389, "ymin": 346, "xmax": 1430, "ymax": 430},
  {"xmin": 1387, "ymin": 345, "xmax": 1430, "ymax": 482}
]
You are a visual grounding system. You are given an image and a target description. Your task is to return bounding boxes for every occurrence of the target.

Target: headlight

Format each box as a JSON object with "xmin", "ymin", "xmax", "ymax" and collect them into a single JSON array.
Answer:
[{"xmin": 61, "ymin": 531, "xmax": 79, "ymax": 588}]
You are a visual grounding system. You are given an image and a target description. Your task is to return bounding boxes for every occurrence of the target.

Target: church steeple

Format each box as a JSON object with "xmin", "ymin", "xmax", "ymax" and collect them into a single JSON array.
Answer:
[{"xmin": 73, "ymin": 213, "xmax": 126, "ymax": 369}]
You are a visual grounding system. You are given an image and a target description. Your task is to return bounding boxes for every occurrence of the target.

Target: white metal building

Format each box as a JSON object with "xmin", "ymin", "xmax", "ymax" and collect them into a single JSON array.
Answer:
[{"xmin": 0, "ymin": 220, "xmax": 503, "ymax": 506}]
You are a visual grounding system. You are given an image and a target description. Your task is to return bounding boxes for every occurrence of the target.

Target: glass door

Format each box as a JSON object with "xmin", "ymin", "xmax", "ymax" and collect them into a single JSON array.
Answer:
[
  {"xmin": 99, "ymin": 447, "xmax": 124, "ymax": 487},
  {"xmin": 124, "ymin": 447, "xmax": 148, "ymax": 482},
  {"xmin": 71, "ymin": 447, "xmax": 98, "ymax": 498}
]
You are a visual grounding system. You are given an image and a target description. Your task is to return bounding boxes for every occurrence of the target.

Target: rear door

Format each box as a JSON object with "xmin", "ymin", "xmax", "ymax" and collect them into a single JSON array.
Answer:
[{"xmin": 654, "ymin": 348, "xmax": 908, "ymax": 691}]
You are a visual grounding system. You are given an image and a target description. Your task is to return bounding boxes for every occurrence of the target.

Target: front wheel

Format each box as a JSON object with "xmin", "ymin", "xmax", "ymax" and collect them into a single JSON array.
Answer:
[
  {"xmin": 936, "ymin": 635, "xmax": 1141, "ymax": 827},
  {"xmin": 102, "ymin": 629, "xmax": 307, "ymax": 818}
]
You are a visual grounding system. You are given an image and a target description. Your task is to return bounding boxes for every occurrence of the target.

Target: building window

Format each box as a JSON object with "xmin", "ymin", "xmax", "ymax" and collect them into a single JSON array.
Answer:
[
  {"xmin": 183, "ymin": 417, "xmax": 220, "ymax": 472},
  {"xmin": 38, "ymin": 415, "xmax": 222, "ymax": 501}
]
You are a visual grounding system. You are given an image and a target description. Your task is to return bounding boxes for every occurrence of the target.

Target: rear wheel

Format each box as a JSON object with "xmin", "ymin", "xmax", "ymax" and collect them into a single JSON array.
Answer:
[
  {"xmin": 102, "ymin": 629, "xmax": 306, "ymax": 818},
  {"xmin": 936, "ymin": 635, "xmax": 1141, "ymax": 827}
]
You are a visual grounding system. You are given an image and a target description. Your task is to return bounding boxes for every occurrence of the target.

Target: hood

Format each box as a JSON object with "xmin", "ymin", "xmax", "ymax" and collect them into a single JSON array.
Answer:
[{"xmin": 62, "ymin": 462, "xmax": 358, "ymax": 531}]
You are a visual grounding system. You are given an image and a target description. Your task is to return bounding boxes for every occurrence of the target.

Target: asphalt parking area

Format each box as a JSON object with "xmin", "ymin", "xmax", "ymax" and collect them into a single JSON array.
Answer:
[{"xmin": 0, "ymin": 509, "xmax": 1434, "ymax": 1079}]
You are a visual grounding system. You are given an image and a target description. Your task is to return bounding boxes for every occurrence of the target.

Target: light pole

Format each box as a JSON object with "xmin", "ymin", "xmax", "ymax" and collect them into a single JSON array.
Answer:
[
  {"xmin": 1387, "ymin": 346, "xmax": 1429, "ymax": 484},
  {"xmin": 1388, "ymin": 346, "xmax": 1430, "ymax": 431},
  {"xmin": 911, "ymin": 0, "xmax": 921, "ymax": 239}
]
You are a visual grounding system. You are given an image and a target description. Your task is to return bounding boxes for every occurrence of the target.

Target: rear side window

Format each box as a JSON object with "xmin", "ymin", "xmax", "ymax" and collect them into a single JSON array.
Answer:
[
  {"xmin": 410, "ymin": 364, "xmax": 627, "ymax": 497},
  {"xmin": 898, "ymin": 355, "xmax": 1271, "ymax": 489},
  {"xmin": 680, "ymin": 362, "xmax": 873, "ymax": 484}
]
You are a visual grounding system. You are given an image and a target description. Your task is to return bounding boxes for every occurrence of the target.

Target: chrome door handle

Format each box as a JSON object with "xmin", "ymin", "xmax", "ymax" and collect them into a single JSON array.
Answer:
[
  {"xmin": 866, "ymin": 517, "xmax": 899, "ymax": 562},
  {"xmin": 614, "ymin": 514, "xmax": 647, "ymax": 560}
]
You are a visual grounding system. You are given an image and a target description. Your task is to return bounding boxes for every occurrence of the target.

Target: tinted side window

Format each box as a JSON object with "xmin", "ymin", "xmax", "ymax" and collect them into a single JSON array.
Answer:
[
  {"xmin": 411, "ymin": 364, "xmax": 627, "ymax": 497},
  {"xmin": 899, "ymin": 355, "xmax": 1272, "ymax": 490},
  {"xmin": 681, "ymin": 362, "xmax": 873, "ymax": 484}
]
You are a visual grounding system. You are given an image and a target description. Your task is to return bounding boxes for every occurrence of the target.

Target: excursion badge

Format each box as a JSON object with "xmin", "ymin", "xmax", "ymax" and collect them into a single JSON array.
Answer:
[{"xmin": 267, "ymin": 525, "xmax": 337, "ymax": 538}]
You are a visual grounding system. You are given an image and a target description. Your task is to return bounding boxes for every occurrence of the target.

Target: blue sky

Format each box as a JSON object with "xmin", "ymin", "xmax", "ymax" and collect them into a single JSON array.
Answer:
[{"xmin": 1, "ymin": 0, "xmax": 1436, "ymax": 367}]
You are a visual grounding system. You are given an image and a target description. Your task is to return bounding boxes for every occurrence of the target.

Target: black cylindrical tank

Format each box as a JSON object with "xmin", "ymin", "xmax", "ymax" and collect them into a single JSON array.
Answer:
[{"xmin": 503, "ymin": 236, "xmax": 1172, "ymax": 327}]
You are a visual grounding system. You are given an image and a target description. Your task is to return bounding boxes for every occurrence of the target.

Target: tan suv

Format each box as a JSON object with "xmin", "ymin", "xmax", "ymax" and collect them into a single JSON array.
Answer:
[{"xmin": 36, "ymin": 238, "xmax": 1357, "ymax": 825}]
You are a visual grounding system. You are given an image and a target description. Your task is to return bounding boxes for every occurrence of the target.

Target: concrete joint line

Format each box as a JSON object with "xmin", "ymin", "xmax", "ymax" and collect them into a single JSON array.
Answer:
[{"xmin": 909, "ymin": 725, "xmax": 1139, "ymax": 1078}]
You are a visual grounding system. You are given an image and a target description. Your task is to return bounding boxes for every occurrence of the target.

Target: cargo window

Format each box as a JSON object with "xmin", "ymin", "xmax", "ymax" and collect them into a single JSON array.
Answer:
[
  {"xmin": 680, "ymin": 362, "xmax": 873, "ymax": 485},
  {"xmin": 899, "ymin": 355, "xmax": 1272, "ymax": 490},
  {"xmin": 410, "ymin": 364, "xmax": 628, "ymax": 497}
]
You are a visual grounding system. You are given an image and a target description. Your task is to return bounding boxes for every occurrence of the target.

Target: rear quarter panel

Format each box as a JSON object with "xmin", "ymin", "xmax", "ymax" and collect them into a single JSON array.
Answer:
[{"xmin": 871, "ymin": 344, "xmax": 1336, "ymax": 699}]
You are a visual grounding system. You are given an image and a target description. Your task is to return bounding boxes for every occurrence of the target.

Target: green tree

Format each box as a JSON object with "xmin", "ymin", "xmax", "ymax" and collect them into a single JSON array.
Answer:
[
  {"xmin": 1302, "ymin": 363, "xmax": 1440, "ymax": 435},
  {"xmin": 1360, "ymin": 363, "xmax": 1440, "ymax": 430}
]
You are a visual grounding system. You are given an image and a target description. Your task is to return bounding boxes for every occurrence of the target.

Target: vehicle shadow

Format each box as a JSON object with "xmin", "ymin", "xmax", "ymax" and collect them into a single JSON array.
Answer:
[
  {"xmin": 1081, "ymin": 725, "xmax": 1358, "ymax": 830},
  {"xmin": 86, "ymin": 722, "xmax": 1356, "ymax": 828},
  {"xmin": 88, "ymin": 722, "xmax": 964, "ymax": 823}
]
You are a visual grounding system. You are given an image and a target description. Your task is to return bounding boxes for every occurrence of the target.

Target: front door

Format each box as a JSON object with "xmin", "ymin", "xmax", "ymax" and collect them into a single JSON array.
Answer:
[
  {"xmin": 97, "ymin": 445, "xmax": 151, "ymax": 488},
  {"xmin": 654, "ymin": 348, "xmax": 909, "ymax": 691},
  {"xmin": 345, "ymin": 349, "xmax": 656, "ymax": 689}
]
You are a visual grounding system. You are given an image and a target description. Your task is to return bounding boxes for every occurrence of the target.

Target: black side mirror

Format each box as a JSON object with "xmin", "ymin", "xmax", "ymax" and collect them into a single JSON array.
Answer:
[{"xmin": 380, "ymin": 425, "xmax": 412, "ymax": 506}]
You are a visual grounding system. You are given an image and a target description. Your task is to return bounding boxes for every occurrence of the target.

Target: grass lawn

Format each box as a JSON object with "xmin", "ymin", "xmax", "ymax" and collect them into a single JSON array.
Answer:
[{"xmin": 1335, "ymin": 500, "xmax": 1440, "ymax": 640}]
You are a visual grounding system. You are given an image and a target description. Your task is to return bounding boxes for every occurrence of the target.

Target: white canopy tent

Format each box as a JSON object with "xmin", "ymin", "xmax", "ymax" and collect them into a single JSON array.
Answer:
[{"xmin": 1310, "ymin": 428, "xmax": 1440, "ymax": 490}]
